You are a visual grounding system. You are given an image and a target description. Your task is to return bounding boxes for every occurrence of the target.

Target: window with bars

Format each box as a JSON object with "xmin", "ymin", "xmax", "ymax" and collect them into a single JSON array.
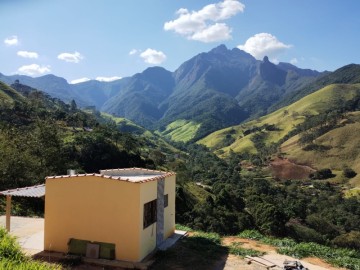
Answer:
[{"xmin": 143, "ymin": 199, "xmax": 157, "ymax": 229}]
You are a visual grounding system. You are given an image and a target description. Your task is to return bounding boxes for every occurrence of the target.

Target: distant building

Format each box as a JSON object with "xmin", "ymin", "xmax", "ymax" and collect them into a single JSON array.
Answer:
[{"xmin": 44, "ymin": 168, "xmax": 176, "ymax": 262}]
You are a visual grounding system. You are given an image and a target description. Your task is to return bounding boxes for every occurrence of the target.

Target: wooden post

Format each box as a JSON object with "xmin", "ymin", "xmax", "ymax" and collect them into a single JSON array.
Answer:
[{"xmin": 6, "ymin": 195, "xmax": 11, "ymax": 232}]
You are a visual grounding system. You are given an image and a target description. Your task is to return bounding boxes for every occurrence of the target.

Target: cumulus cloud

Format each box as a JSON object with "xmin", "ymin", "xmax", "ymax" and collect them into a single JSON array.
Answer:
[
  {"xmin": 17, "ymin": 64, "xmax": 50, "ymax": 76},
  {"xmin": 96, "ymin": 76, "xmax": 122, "ymax": 82},
  {"xmin": 4, "ymin": 35, "xmax": 18, "ymax": 46},
  {"xmin": 140, "ymin": 48, "xmax": 167, "ymax": 65},
  {"xmin": 238, "ymin": 33, "xmax": 292, "ymax": 60},
  {"xmin": 164, "ymin": 0, "xmax": 244, "ymax": 42},
  {"xmin": 57, "ymin": 51, "xmax": 83, "ymax": 63},
  {"xmin": 129, "ymin": 49, "xmax": 139, "ymax": 55},
  {"xmin": 70, "ymin": 77, "xmax": 91, "ymax": 84},
  {"xmin": 17, "ymin": 50, "xmax": 39, "ymax": 59},
  {"xmin": 191, "ymin": 23, "xmax": 231, "ymax": 43}
]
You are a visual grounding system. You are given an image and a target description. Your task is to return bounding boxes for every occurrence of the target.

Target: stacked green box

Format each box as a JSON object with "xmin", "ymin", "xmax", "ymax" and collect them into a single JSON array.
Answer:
[
  {"xmin": 68, "ymin": 238, "xmax": 87, "ymax": 256},
  {"xmin": 67, "ymin": 238, "xmax": 115, "ymax": 260}
]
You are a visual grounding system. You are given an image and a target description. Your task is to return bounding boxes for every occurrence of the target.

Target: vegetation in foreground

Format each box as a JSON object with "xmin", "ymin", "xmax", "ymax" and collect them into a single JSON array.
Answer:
[
  {"xmin": 239, "ymin": 230, "xmax": 360, "ymax": 270},
  {"xmin": 150, "ymin": 229, "xmax": 227, "ymax": 270},
  {"xmin": 0, "ymin": 228, "xmax": 60, "ymax": 270},
  {"xmin": 152, "ymin": 226, "xmax": 360, "ymax": 270}
]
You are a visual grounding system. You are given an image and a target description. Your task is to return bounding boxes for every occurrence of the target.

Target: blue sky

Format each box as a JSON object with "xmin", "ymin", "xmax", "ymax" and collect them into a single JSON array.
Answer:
[{"xmin": 1, "ymin": 0, "xmax": 360, "ymax": 83}]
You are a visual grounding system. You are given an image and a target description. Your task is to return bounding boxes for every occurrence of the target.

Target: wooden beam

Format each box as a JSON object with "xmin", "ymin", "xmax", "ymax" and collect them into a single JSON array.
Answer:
[{"xmin": 6, "ymin": 195, "xmax": 11, "ymax": 232}]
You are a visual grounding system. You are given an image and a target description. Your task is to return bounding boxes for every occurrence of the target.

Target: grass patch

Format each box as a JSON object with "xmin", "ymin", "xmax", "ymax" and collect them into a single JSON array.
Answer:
[
  {"xmin": 238, "ymin": 230, "xmax": 360, "ymax": 270},
  {"xmin": 238, "ymin": 230, "xmax": 264, "ymax": 240},
  {"xmin": 184, "ymin": 182, "xmax": 213, "ymax": 204},
  {"xmin": 0, "ymin": 228, "xmax": 60, "ymax": 270},
  {"xmin": 228, "ymin": 242, "xmax": 265, "ymax": 257},
  {"xmin": 278, "ymin": 242, "xmax": 360, "ymax": 270},
  {"xmin": 150, "ymin": 231, "xmax": 227, "ymax": 270},
  {"xmin": 159, "ymin": 119, "xmax": 201, "ymax": 142},
  {"xmin": 344, "ymin": 188, "xmax": 360, "ymax": 198},
  {"xmin": 175, "ymin": 224, "xmax": 194, "ymax": 232},
  {"xmin": 199, "ymin": 84, "xmax": 360, "ymax": 159}
]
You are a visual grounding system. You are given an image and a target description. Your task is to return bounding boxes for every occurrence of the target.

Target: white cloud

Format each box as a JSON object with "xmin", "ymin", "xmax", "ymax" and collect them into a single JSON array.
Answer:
[
  {"xmin": 17, "ymin": 64, "xmax": 50, "ymax": 76},
  {"xmin": 191, "ymin": 23, "xmax": 231, "ymax": 43},
  {"xmin": 164, "ymin": 0, "xmax": 244, "ymax": 42},
  {"xmin": 17, "ymin": 50, "xmax": 39, "ymax": 59},
  {"xmin": 4, "ymin": 35, "xmax": 18, "ymax": 46},
  {"xmin": 129, "ymin": 49, "xmax": 139, "ymax": 55},
  {"xmin": 238, "ymin": 33, "xmax": 292, "ymax": 60},
  {"xmin": 290, "ymin": 58, "xmax": 298, "ymax": 65},
  {"xmin": 57, "ymin": 51, "xmax": 83, "ymax": 63},
  {"xmin": 70, "ymin": 77, "xmax": 91, "ymax": 84},
  {"xmin": 140, "ymin": 48, "xmax": 167, "ymax": 65},
  {"xmin": 96, "ymin": 76, "xmax": 122, "ymax": 82}
]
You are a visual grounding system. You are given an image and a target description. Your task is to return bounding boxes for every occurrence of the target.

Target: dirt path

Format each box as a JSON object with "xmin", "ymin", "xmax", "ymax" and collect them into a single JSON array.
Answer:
[{"xmin": 221, "ymin": 237, "xmax": 347, "ymax": 270}]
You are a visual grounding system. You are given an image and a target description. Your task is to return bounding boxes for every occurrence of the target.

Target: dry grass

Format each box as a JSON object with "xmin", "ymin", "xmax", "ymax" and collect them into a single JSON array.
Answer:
[{"xmin": 199, "ymin": 84, "xmax": 360, "ymax": 158}]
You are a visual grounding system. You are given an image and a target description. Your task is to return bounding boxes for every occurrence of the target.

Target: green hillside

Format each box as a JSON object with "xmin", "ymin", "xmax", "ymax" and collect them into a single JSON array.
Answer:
[
  {"xmin": 157, "ymin": 119, "xmax": 201, "ymax": 143},
  {"xmin": 99, "ymin": 112, "xmax": 181, "ymax": 161},
  {"xmin": 100, "ymin": 112, "xmax": 145, "ymax": 134},
  {"xmin": 0, "ymin": 81, "xmax": 24, "ymax": 106},
  {"xmin": 199, "ymin": 83, "xmax": 360, "ymax": 156},
  {"xmin": 271, "ymin": 64, "xmax": 360, "ymax": 112},
  {"xmin": 281, "ymin": 111, "xmax": 360, "ymax": 187}
]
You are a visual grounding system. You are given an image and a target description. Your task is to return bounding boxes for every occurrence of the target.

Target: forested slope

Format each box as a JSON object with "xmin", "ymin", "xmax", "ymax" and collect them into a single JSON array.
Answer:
[{"xmin": 0, "ymin": 82, "xmax": 155, "ymax": 198}]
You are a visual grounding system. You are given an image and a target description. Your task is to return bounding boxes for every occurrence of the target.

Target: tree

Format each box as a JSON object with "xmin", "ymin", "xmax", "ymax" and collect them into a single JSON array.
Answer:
[
  {"xmin": 343, "ymin": 168, "xmax": 357, "ymax": 178},
  {"xmin": 70, "ymin": 99, "xmax": 77, "ymax": 111}
]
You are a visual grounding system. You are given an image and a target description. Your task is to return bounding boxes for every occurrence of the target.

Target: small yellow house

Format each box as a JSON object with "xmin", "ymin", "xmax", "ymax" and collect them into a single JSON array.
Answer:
[{"xmin": 44, "ymin": 168, "xmax": 176, "ymax": 262}]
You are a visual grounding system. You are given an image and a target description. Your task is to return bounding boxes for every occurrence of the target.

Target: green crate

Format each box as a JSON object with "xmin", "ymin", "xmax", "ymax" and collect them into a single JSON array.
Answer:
[
  {"xmin": 67, "ymin": 238, "xmax": 115, "ymax": 260},
  {"xmin": 68, "ymin": 238, "xmax": 87, "ymax": 256}
]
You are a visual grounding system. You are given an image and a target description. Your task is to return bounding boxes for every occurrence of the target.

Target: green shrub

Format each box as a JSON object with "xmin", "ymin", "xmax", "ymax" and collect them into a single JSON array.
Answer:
[
  {"xmin": 192, "ymin": 231, "xmax": 221, "ymax": 244},
  {"xmin": 310, "ymin": 168, "xmax": 335, "ymax": 180},
  {"xmin": 286, "ymin": 222, "xmax": 326, "ymax": 244},
  {"xmin": 237, "ymin": 230, "xmax": 263, "ymax": 240},
  {"xmin": 229, "ymin": 242, "xmax": 264, "ymax": 257},
  {"xmin": 0, "ymin": 228, "xmax": 60, "ymax": 269},
  {"xmin": 278, "ymin": 242, "xmax": 360, "ymax": 270},
  {"xmin": 261, "ymin": 237, "xmax": 297, "ymax": 248},
  {"xmin": 175, "ymin": 224, "xmax": 194, "ymax": 232},
  {"xmin": 333, "ymin": 231, "xmax": 360, "ymax": 249},
  {"xmin": 343, "ymin": 168, "xmax": 357, "ymax": 178},
  {"xmin": 0, "ymin": 228, "xmax": 26, "ymax": 262}
]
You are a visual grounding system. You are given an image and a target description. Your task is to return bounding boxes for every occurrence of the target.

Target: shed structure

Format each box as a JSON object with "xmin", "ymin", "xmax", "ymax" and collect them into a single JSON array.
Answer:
[
  {"xmin": 44, "ymin": 168, "xmax": 176, "ymax": 262},
  {"xmin": 0, "ymin": 184, "xmax": 45, "ymax": 231}
]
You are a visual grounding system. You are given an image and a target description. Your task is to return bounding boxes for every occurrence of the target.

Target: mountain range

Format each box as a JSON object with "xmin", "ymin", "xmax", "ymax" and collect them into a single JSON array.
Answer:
[{"xmin": 0, "ymin": 45, "xmax": 324, "ymax": 139}]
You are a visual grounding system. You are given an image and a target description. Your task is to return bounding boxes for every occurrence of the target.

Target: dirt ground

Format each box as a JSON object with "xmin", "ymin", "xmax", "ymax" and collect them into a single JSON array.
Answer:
[
  {"xmin": 269, "ymin": 157, "xmax": 315, "ymax": 180},
  {"xmin": 221, "ymin": 237, "xmax": 347, "ymax": 270}
]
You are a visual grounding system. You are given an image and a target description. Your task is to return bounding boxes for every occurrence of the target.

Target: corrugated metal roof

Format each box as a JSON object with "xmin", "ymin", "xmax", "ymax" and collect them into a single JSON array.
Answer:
[
  {"xmin": 0, "ymin": 184, "xmax": 45, "ymax": 198},
  {"xmin": 46, "ymin": 168, "xmax": 176, "ymax": 183}
]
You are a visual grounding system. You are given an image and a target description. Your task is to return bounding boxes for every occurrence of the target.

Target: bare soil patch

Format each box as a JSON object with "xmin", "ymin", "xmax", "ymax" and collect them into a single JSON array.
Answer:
[
  {"xmin": 269, "ymin": 157, "xmax": 315, "ymax": 180},
  {"xmin": 221, "ymin": 236, "xmax": 346, "ymax": 270},
  {"xmin": 222, "ymin": 237, "xmax": 275, "ymax": 253},
  {"xmin": 304, "ymin": 257, "xmax": 347, "ymax": 270}
]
